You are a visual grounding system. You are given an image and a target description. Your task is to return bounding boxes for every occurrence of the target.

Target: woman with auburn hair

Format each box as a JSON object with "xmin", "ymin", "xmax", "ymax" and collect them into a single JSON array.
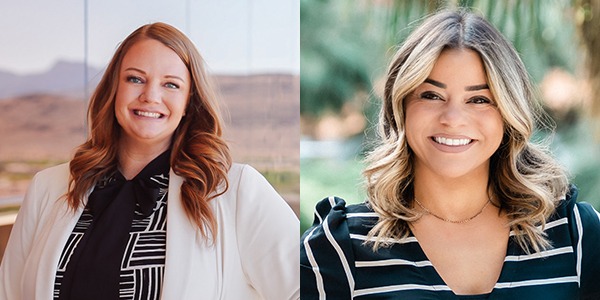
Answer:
[
  {"xmin": 0, "ymin": 22, "xmax": 299, "ymax": 300},
  {"xmin": 301, "ymin": 9, "xmax": 600, "ymax": 299}
]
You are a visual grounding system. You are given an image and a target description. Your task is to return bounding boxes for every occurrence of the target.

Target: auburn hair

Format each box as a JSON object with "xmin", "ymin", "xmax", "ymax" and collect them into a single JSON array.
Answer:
[
  {"xmin": 67, "ymin": 22, "xmax": 232, "ymax": 240},
  {"xmin": 364, "ymin": 9, "xmax": 569, "ymax": 253}
]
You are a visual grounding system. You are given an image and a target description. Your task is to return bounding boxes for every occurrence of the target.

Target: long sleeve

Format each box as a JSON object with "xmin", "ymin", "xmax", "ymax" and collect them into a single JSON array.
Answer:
[
  {"xmin": 0, "ymin": 172, "xmax": 42, "ymax": 300},
  {"xmin": 0, "ymin": 164, "xmax": 78, "ymax": 300},
  {"xmin": 572, "ymin": 201, "xmax": 600, "ymax": 299},
  {"xmin": 235, "ymin": 165, "xmax": 300, "ymax": 300},
  {"xmin": 300, "ymin": 197, "xmax": 356, "ymax": 299}
]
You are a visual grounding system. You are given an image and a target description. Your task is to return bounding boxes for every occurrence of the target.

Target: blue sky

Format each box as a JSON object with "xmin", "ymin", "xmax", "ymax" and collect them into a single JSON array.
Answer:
[{"xmin": 0, "ymin": 0, "xmax": 299, "ymax": 75}]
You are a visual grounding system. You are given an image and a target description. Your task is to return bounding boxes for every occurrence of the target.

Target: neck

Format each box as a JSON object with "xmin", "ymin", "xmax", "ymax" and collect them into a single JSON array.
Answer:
[
  {"xmin": 118, "ymin": 137, "xmax": 170, "ymax": 180},
  {"xmin": 412, "ymin": 163, "xmax": 492, "ymax": 222}
]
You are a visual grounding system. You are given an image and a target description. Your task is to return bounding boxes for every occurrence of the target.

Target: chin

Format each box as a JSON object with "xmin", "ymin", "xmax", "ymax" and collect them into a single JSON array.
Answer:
[{"xmin": 428, "ymin": 161, "xmax": 487, "ymax": 180}]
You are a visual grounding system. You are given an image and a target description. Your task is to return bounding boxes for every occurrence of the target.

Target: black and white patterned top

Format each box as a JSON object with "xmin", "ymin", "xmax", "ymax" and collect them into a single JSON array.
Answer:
[
  {"xmin": 301, "ymin": 186, "xmax": 600, "ymax": 299},
  {"xmin": 53, "ymin": 170, "xmax": 169, "ymax": 300}
]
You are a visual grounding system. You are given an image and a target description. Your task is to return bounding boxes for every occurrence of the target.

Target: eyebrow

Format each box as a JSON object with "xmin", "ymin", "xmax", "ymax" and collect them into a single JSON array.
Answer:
[
  {"xmin": 124, "ymin": 67, "xmax": 185, "ymax": 82},
  {"xmin": 424, "ymin": 78, "xmax": 489, "ymax": 91}
]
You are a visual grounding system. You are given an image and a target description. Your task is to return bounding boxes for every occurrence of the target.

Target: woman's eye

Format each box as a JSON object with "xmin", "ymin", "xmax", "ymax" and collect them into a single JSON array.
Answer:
[
  {"xmin": 419, "ymin": 92, "xmax": 442, "ymax": 100},
  {"xmin": 469, "ymin": 96, "xmax": 492, "ymax": 104},
  {"xmin": 127, "ymin": 76, "xmax": 143, "ymax": 84},
  {"xmin": 165, "ymin": 82, "xmax": 179, "ymax": 89}
]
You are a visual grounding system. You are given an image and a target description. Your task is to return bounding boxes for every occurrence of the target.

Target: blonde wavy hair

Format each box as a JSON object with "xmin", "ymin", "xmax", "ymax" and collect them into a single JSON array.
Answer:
[
  {"xmin": 68, "ymin": 22, "xmax": 231, "ymax": 240},
  {"xmin": 364, "ymin": 9, "xmax": 569, "ymax": 253}
]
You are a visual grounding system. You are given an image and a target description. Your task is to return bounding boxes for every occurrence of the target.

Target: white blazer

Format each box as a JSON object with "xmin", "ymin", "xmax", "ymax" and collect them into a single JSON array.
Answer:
[{"xmin": 0, "ymin": 163, "xmax": 299, "ymax": 299}]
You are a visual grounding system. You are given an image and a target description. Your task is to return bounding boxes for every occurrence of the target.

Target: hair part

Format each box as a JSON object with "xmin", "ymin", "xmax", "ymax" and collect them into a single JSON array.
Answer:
[
  {"xmin": 67, "ymin": 22, "xmax": 232, "ymax": 241},
  {"xmin": 364, "ymin": 9, "xmax": 569, "ymax": 253}
]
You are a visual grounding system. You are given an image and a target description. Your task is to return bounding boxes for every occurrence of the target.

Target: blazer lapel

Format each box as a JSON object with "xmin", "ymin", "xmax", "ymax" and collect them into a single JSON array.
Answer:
[{"xmin": 161, "ymin": 170, "xmax": 220, "ymax": 299}]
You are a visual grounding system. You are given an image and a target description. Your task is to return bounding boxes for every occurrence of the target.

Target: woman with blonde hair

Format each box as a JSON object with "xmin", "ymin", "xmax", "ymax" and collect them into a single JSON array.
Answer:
[
  {"xmin": 1, "ymin": 22, "xmax": 299, "ymax": 299},
  {"xmin": 301, "ymin": 9, "xmax": 600, "ymax": 299}
]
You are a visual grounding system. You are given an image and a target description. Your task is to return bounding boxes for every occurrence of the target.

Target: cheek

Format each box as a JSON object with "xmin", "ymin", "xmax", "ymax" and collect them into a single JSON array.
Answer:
[
  {"xmin": 404, "ymin": 105, "xmax": 427, "ymax": 144},
  {"xmin": 114, "ymin": 86, "xmax": 131, "ymax": 111},
  {"xmin": 403, "ymin": 124, "xmax": 420, "ymax": 156},
  {"xmin": 483, "ymin": 111, "xmax": 505, "ymax": 146},
  {"xmin": 114, "ymin": 93, "xmax": 124, "ymax": 116},
  {"xmin": 181, "ymin": 91, "xmax": 192, "ymax": 114},
  {"xmin": 169, "ymin": 95, "xmax": 189, "ymax": 118}
]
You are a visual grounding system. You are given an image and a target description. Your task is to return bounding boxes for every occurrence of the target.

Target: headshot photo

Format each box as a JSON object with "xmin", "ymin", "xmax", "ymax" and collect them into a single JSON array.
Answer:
[
  {"xmin": 0, "ymin": 1, "xmax": 300, "ymax": 299},
  {"xmin": 300, "ymin": 1, "xmax": 600, "ymax": 299}
]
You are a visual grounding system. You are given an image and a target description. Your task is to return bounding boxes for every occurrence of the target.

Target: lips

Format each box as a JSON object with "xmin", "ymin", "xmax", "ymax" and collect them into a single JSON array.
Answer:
[
  {"xmin": 134, "ymin": 109, "xmax": 164, "ymax": 119},
  {"xmin": 428, "ymin": 135, "xmax": 475, "ymax": 153},
  {"xmin": 432, "ymin": 136, "xmax": 473, "ymax": 146}
]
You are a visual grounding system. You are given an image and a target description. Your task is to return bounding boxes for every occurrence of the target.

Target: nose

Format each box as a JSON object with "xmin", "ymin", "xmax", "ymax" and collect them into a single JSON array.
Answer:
[
  {"xmin": 140, "ymin": 82, "xmax": 161, "ymax": 103},
  {"xmin": 438, "ymin": 101, "xmax": 467, "ymax": 127}
]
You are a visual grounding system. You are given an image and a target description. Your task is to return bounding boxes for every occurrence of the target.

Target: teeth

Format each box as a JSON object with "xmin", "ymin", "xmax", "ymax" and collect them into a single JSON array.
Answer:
[
  {"xmin": 135, "ymin": 110, "xmax": 162, "ymax": 118},
  {"xmin": 433, "ymin": 137, "xmax": 472, "ymax": 146}
]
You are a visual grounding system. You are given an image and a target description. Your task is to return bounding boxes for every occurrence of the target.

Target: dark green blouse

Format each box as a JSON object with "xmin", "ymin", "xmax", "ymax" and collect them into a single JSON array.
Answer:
[{"xmin": 300, "ymin": 186, "xmax": 600, "ymax": 299}]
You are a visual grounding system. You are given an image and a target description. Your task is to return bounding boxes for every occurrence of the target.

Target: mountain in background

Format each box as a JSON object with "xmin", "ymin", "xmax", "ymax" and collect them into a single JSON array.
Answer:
[
  {"xmin": 0, "ymin": 64, "xmax": 300, "ymax": 171},
  {"xmin": 0, "ymin": 60, "xmax": 102, "ymax": 99},
  {"xmin": 0, "ymin": 64, "xmax": 300, "ymax": 213}
]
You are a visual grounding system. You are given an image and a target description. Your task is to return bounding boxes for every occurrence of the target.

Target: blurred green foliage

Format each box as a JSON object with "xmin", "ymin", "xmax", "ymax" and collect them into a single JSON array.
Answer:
[
  {"xmin": 300, "ymin": 157, "xmax": 366, "ymax": 233},
  {"xmin": 300, "ymin": 1, "xmax": 384, "ymax": 116}
]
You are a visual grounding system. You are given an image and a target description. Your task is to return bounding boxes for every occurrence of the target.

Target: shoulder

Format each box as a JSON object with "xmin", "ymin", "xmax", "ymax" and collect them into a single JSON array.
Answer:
[
  {"xmin": 301, "ymin": 196, "xmax": 374, "ymax": 255},
  {"xmin": 553, "ymin": 185, "xmax": 599, "ymax": 226},
  {"xmin": 28, "ymin": 162, "xmax": 70, "ymax": 196},
  {"xmin": 33, "ymin": 162, "xmax": 70, "ymax": 182},
  {"xmin": 220, "ymin": 163, "xmax": 293, "ymax": 215},
  {"xmin": 224, "ymin": 163, "xmax": 275, "ymax": 196},
  {"xmin": 310, "ymin": 197, "xmax": 376, "ymax": 233},
  {"xmin": 226, "ymin": 163, "xmax": 264, "ymax": 186},
  {"xmin": 300, "ymin": 197, "xmax": 372, "ymax": 298},
  {"xmin": 560, "ymin": 185, "xmax": 600, "ymax": 237},
  {"xmin": 550, "ymin": 185, "xmax": 600, "ymax": 247},
  {"xmin": 16, "ymin": 162, "xmax": 71, "ymax": 230}
]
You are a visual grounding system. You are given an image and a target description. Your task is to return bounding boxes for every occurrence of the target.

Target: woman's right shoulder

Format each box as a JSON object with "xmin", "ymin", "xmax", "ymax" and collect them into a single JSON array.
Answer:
[
  {"xmin": 302, "ymin": 197, "xmax": 377, "ymax": 243},
  {"xmin": 31, "ymin": 162, "xmax": 70, "ymax": 188},
  {"xmin": 35, "ymin": 162, "xmax": 70, "ymax": 177},
  {"xmin": 300, "ymin": 197, "xmax": 377, "ymax": 299},
  {"xmin": 24, "ymin": 162, "xmax": 71, "ymax": 207}
]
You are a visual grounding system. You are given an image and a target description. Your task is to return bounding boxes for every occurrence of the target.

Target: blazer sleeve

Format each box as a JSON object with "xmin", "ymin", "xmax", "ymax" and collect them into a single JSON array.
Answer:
[
  {"xmin": 573, "ymin": 201, "xmax": 600, "ymax": 299},
  {"xmin": 0, "ymin": 171, "xmax": 43, "ymax": 300},
  {"xmin": 234, "ymin": 165, "xmax": 300, "ymax": 300},
  {"xmin": 300, "ymin": 197, "xmax": 356, "ymax": 300}
]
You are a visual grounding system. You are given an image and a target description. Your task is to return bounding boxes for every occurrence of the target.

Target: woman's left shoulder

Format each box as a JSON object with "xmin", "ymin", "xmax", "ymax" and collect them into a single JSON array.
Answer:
[
  {"xmin": 225, "ymin": 163, "xmax": 277, "ymax": 198},
  {"xmin": 226, "ymin": 163, "xmax": 263, "ymax": 185},
  {"xmin": 223, "ymin": 163, "xmax": 294, "ymax": 212},
  {"xmin": 554, "ymin": 185, "xmax": 600, "ymax": 226}
]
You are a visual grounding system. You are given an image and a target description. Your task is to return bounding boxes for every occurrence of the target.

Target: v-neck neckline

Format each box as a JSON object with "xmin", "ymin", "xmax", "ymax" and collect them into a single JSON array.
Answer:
[{"xmin": 408, "ymin": 229, "xmax": 515, "ymax": 298}]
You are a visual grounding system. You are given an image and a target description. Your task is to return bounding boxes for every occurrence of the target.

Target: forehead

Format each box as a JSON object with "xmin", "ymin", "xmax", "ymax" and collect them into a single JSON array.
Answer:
[
  {"xmin": 120, "ymin": 38, "xmax": 189, "ymax": 77},
  {"xmin": 427, "ymin": 48, "xmax": 487, "ymax": 85}
]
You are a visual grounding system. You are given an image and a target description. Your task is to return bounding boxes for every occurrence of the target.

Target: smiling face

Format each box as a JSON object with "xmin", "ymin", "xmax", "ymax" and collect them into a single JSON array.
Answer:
[
  {"xmin": 114, "ymin": 38, "xmax": 191, "ymax": 150},
  {"xmin": 404, "ymin": 48, "xmax": 504, "ymax": 180}
]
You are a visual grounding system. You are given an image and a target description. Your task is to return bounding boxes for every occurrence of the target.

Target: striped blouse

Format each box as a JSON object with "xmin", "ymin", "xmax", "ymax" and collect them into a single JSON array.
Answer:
[{"xmin": 300, "ymin": 186, "xmax": 600, "ymax": 299}]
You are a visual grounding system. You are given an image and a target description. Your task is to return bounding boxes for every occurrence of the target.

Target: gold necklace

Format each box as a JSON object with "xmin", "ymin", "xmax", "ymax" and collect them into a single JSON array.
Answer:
[{"xmin": 414, "ymin": 197, "xmax": 491, "ymax": 224}]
